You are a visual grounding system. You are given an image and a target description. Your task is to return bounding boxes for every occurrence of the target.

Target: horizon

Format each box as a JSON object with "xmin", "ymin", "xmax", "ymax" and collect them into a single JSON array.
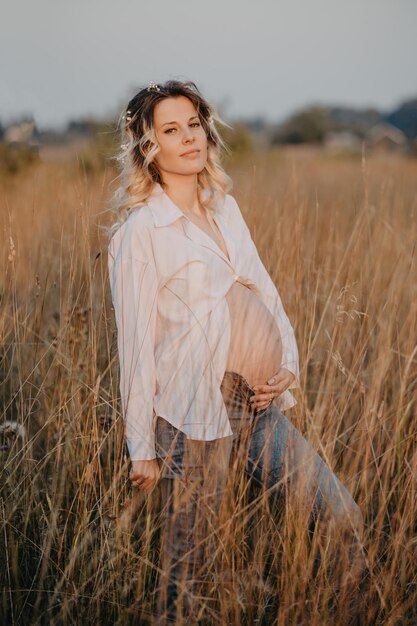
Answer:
[{"xmin": 1, "ymin": 0, "xmax": 416, "ymax": 132}]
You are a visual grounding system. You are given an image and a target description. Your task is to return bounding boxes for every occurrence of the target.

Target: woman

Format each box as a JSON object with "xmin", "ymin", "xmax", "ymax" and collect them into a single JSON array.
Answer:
[{"xmin": 107, "ymin": 80, "xmax": 366, "ymax": 623}]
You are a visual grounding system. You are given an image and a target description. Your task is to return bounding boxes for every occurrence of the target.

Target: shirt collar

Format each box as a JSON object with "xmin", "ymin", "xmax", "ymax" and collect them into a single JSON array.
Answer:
[
  {"xmin": 147, "ymin": 182, "xmax": 221, "ymax": 228},
  {"xmin": 147, "ymin": 182, "xmax": 184, "ymax": 227}
]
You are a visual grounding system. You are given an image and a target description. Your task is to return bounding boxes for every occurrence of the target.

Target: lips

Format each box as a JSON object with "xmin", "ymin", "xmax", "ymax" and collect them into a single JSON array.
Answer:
[{"xmin": 181, "ymin": 149, "xmax": 200, "ymax": 156}]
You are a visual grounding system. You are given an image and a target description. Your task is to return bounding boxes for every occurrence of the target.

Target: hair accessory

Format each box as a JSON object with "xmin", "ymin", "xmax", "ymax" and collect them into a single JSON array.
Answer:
[
  {"xmin": 125, "ymin": 109, "xmax": 132, "ymax": 122},
  {"xmin": 147, "ymin": 81, "xmax": 161, "ymax": 92}
]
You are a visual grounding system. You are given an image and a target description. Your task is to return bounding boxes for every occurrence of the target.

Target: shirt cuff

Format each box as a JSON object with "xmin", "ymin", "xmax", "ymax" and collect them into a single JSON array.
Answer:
[
  {"xmin": 126, "ymin": 436, "xmax": 157, "ymax": 461},
  {"xmin": 280, "ymin": 360, "xmax": 300, "ymax": 389}
]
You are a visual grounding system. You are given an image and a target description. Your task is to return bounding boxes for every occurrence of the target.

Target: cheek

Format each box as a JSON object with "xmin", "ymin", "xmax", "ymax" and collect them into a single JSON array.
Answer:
[
  {"xmin": 199, "ymin": 130, "xmax": 208, "ymax": 147},
  {"xmin": 156, "ymin": 140, "xmax": 178, "ymax": 163}
]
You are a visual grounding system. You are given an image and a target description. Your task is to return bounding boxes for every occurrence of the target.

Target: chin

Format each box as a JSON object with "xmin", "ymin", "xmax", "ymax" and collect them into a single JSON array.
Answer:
[{"xmin": 180, "ymin": 162, "xmax": 206, "ymax": 174}]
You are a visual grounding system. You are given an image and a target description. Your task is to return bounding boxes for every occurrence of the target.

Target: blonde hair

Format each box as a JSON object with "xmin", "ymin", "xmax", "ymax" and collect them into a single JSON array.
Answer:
[{"xmin": 103, "ymin": 80, "xmax": 234, "ymax": 240}]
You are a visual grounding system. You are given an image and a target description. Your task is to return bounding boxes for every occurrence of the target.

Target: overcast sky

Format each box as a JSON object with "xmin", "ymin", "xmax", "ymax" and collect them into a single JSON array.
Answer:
[{"xmin": 1, "ymin": 0, "xmax": 416, "ymax": 130}]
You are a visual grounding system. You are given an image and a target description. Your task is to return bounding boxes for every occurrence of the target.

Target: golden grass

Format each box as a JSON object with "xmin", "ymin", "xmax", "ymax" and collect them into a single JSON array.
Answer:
[{"xmin": 1, "ymin": 146, "xmax": 416, "ymax": 625}]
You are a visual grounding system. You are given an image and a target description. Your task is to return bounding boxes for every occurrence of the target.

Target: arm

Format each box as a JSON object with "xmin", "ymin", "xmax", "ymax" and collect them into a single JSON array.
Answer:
[
  {"xmin": 228, "ymin": 195, "xmax": 300, "ymax": 389},
  {"xmin": 108, "ymin": 223, "xmax": 159, "ymax": 460}
]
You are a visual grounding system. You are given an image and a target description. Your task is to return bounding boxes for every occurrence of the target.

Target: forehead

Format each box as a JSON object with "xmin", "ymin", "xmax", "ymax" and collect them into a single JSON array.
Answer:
[{"xmin": 153, "ymin": 95, "xmax": 198, "ymax": 123}]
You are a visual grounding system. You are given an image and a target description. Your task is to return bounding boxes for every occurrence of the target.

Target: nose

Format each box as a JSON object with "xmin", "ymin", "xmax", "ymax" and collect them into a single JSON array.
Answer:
[{"xmin": 182, "ymin": 127, "xmax": 194, "ymax": 143}]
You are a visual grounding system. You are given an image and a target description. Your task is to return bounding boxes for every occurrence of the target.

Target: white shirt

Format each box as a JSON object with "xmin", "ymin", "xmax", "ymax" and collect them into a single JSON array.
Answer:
[{"xmin": 108, "ymin": 182, "xmax": 300, "ymax": 460}]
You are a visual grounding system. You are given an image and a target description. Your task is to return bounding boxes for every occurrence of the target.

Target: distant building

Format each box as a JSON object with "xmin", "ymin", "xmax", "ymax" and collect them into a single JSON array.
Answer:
[
  {"xmin": 4, "ymin": 119, "xmax": 38, "ymax": 146},
  {"xmin": 323, "ymin": 130, "xmax": 362, "ymax": 152},
  {"xmin": 366, "ymin": 122, "xmax": 407, "ymax": 152}
]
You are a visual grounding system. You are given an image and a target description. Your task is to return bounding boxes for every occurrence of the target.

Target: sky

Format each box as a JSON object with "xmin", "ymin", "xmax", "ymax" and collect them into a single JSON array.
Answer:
[{"xmin": 1, "ymin": 0, "xmax": 416, "ymax": 131}]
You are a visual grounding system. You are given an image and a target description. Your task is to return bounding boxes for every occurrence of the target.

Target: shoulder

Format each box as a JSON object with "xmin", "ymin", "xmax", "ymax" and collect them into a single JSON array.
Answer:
[
  {"xmin": 124, "ymin": 204, "xmax": 155, "ymax": 233},
  {"xmin": 223, "ymin": 193, "xmax": 249, "ymax": 230},
  {"xmin": 224, "ymin": 192, "xmax": 237, "ymax": 208},
  {"xmin": 108, "ymin": 205, "xmax": 155, "ymax": 262},
  {"xmin": 222, "ymin": 193, "xmax": 240, "ymax": 220}
]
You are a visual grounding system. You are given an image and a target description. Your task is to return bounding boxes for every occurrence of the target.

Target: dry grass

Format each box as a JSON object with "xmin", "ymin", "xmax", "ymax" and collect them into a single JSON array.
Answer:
[{"xmin": 0, "ymin": 146, "xmax": 416, "ymax": 625}]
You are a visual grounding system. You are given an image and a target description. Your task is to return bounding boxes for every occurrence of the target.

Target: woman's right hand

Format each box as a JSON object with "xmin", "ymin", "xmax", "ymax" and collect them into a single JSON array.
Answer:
[{"xmin": 129, "ymin": 459, "xmax": 161, "ymax": 494}]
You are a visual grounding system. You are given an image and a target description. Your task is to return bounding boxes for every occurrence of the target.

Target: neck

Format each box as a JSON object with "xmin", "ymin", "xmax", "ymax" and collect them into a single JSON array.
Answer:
[{"xmin": 160, "ymin": 173, "xmax": 202, "ymax": 216}]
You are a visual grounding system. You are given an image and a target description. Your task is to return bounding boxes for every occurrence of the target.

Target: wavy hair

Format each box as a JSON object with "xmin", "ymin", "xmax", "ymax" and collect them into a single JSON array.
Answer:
[{"xmin": 103, "ymin": 79, "xmax": 234, "ymax": 240}]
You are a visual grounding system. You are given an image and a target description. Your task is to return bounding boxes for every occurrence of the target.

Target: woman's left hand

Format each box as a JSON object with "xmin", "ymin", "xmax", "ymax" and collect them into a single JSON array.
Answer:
[{"xmin": 249, "ymin": 367, "xmax": 296, "ymax": 411}]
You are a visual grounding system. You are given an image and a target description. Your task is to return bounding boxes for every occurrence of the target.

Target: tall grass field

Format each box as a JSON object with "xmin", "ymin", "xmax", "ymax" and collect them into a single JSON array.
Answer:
[{"xmin": 1, "ymin": 145, "xmax": 416, "ymax": 625}]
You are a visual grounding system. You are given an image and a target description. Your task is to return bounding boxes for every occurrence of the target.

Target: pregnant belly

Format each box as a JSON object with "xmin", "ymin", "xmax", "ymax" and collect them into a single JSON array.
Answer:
[{"xmin": 225, "ymin": 281, "xmax": 283, "ymax": 389}]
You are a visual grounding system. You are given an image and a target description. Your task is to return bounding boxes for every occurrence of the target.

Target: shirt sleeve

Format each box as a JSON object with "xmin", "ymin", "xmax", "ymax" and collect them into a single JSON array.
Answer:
[
  {"xmin": 108, "ymin": 224, "xmax": 159, "ymax": 460},
  {"xmin": 228, "ymin": 195, "xmax": 300, "ymax": 389}
]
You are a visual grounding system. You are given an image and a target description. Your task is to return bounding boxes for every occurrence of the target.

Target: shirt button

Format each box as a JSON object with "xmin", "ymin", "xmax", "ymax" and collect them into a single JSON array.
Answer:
[{"xmin": 232, "ymin": 273, "xmax": 239, "ymax": 281}]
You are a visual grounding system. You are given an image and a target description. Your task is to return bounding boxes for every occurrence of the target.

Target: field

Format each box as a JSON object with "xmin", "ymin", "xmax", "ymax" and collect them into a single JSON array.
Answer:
[{"xmin": 1, "ymin": 145, "xmax": 416, "ymax": 625}]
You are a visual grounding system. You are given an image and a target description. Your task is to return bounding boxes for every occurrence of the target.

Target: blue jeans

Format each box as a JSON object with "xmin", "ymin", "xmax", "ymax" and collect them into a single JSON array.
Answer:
[{"xmin": 154, "ymin": 371, "xmax": 366, "ymax": 623}]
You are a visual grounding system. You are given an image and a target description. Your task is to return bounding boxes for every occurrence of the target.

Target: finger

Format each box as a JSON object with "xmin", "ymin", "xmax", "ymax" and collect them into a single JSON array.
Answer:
[
  {"xmin": 131, "ymin": 472, "xmax": 154, "ymax": 485},
  {"xmin": 255, "ymin": 391, "xmax": 276, "ymax": 402},
  {"xmin": 252, "ymin": 385, "xmax": 279, "ymax": 398},
  {"xmin": 132, "ymin": 477, "xmax": 147, "ymax": 488},
  {"xmin": 135, "ymin": 480, "xmax": 150, "ymax": 491},
  {"xmin": 256, "ymin": 401, "xmax": 273, "ymax": 410},
  {"xmin": 254, "ymin": 395, "xmax": 274, "ymax": 406},
  {"xmin": 142, "ymin": 479, "xmax": 158, "ymax": 494},
  {"xmin": 251, "ymin": 395, "xmax": 269, "ymax": 405},
  {"xmin": 255, "ymin": 400, "xmax": 273, "ymax": 412},
  {"xmin": 253, "ymin": 380, "xmax": 285, "ymax": 393},
  {"xmin": 260, "ymin": 380, "xmax": 290, "ymax": 396},
  {"xmin": 141, "ymin": 476, "xmax": 157, "ymax": 490},
  {"xmin": 251, "ymin": 389, "xmax": 275, "ymax": 402}
]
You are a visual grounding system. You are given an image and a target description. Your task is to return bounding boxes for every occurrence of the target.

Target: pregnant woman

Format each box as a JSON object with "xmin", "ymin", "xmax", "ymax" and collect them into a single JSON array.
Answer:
[{"xmin": 107, "ymin": 80, "xmax": 366, "ymax": 623}]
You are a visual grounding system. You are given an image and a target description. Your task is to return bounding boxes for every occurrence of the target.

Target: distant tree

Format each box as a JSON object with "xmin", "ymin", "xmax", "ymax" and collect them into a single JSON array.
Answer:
[
  {"xmin": 0, "ymin": 142, "xmax": 39, "ymax": 178},
  {"xmin": 386, "ymin": 98, "xmax": 417, "ymax": 140},
  {"xmin": 270, "ymin": 106, "xmax": 329, "ymax": 145},
  {"xmin": 76, "ymin": 117, "xmax": 121, "ymax": 173},
  {"xmin": 246, "ymin": 117, "xmax": 267, "ymax": 133},
  {"xmin": 218, "ymin": 120, "xmax": 253, "ymax": 157},
  {"xmin": 67, "ymin": 118, "xmax": 96, "ymax": 136},
  {"xmin": 327, "ymin": 106, "xmax": 382, "ymax": 136}
]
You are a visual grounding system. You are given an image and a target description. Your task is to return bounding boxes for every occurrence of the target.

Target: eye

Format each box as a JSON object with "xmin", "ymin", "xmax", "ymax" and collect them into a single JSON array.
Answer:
[{"xmin": 164, "ymin": 122, "xmax": 201, "ymax": 134}]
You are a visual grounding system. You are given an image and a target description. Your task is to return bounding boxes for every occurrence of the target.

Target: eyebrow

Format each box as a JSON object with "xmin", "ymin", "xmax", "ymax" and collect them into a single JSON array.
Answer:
[{"xmin": 159, "ymin": 115, "xmax": 199, "ymax": 129}]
